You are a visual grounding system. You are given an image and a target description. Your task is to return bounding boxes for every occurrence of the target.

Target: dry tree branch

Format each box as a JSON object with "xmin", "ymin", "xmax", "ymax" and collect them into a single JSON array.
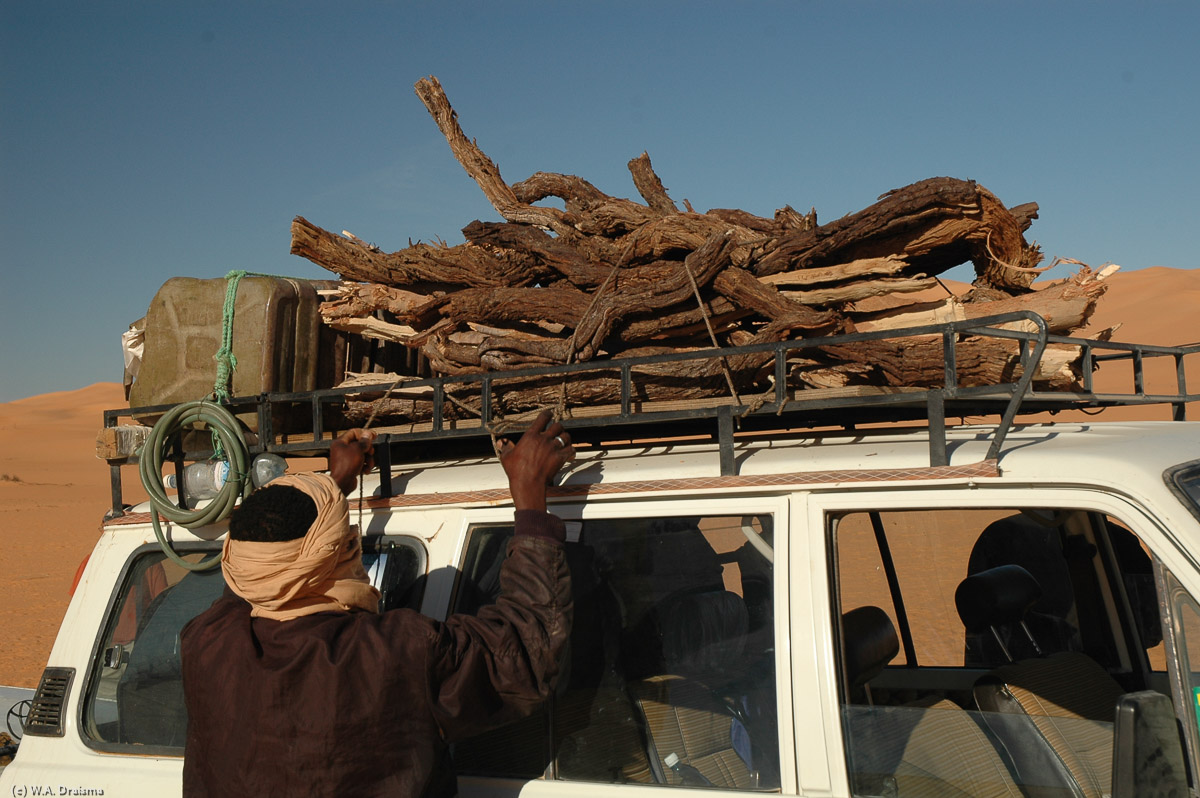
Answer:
[{"xmin": 413, "ymin": 76, "xmax": 573, "ymax": 236}]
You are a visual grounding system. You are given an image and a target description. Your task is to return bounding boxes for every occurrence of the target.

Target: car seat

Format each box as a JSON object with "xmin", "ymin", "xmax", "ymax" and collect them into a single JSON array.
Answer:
[
  {"xmin": 116, "ymin": 567, "xmax": 225, "ymax": 746},
  {"xmin": 840, "ymin": 604, "xmax": 1058, "ymax": 798},
  {"xmin": 956, "ymin": 565, "xmax": 1127, "ymax": 798},
  {"xmin": 630, "ymin": 589, "xmax": 758, "ymax": 788}
]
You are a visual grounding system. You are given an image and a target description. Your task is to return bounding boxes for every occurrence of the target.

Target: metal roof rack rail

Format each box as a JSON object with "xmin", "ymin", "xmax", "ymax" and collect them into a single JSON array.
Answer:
[{"xmin": 102, "ymin": 311, "xmax": 1199, "ymax": 516}]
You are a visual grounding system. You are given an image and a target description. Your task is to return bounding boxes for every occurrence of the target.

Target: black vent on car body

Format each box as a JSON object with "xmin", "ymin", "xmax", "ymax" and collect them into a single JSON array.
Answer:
[{"xmin": 23, "ymin": 667, "xmax": 74, "ymax": 737}]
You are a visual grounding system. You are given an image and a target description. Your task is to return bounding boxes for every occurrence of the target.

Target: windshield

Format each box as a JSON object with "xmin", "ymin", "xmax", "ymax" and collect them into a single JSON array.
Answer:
[{"xmin": 1167, "ymin": 460, "xmax": 1200, "ymax": 521}]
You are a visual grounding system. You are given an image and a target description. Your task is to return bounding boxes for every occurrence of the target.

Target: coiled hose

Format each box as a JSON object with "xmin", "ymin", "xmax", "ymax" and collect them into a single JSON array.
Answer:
[{"xmin": 138, "ymin": 400, "xmax": 251, "ymax": 571}]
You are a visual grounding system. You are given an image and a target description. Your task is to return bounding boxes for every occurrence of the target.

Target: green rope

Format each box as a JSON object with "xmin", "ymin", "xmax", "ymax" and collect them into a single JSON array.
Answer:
[
  {"xmin": 211, "ymin": 269, "xmax": 275, "ymax": 457},
  {"xmin": 213, "ymin": 269, "xmax": 248, "ymax": 405}
]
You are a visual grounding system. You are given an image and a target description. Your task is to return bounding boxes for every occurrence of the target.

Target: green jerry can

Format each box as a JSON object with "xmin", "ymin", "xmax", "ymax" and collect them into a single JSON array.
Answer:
[{"xmin": 128, "ymin": 276, "xmax": 321, "ymax": 432}]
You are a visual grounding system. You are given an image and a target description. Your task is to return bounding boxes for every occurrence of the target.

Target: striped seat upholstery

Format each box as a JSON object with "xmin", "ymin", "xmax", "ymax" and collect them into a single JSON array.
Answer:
[
  {"xmin": 841, "ymin": 607, "xmax": 1033, "ymax": 798},
  {"xmin": 974, "ymin": 653, "xmax": 1123, "ymax": 798},
  {"xmin": 846, "ymin": 696, "xmax": 1027, "ymax": 798},
  {"xmin": 555, "ymin": 684, "xmax": 654, "ymax": 783},
  {"xmin": 630, "ymin": 589, "xmax": 757, "ymax": 788},
  {"xmin": 958, "ymin": 565, "xmax": 1126, "ymax": 798},
  {"xmin": 631, "ymin": 675, "xmax": 757, "ymax": 788}
]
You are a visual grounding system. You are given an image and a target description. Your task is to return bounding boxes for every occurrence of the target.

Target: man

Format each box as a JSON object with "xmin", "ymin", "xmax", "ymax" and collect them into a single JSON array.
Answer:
[{"xmin": 181, "ymin": 410, "xmax": 574, "ymax": 797}]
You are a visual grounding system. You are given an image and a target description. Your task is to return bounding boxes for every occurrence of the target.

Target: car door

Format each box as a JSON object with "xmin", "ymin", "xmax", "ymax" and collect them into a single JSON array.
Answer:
[
  {"xmin": 452, "ymin": 494, "xmax": 794, "ymax": 796},
  {"xmin": 801, "ymin": 486, "xmax": 1200, "ymax": 798}
]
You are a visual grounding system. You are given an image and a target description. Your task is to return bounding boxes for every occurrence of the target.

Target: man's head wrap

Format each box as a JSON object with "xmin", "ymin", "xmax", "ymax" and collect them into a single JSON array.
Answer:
[{"xmin": 222, "ymin": 472, "xmax": 380, "ymax": 621}]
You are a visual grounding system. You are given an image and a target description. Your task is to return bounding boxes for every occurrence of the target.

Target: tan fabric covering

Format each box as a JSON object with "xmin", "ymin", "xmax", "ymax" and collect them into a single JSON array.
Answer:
[
  {"xmin": 893, "ymin": 697, "xmax": 1024, "ymax": 798},
  {"xmin": 633, "ymin": 675, "xmax": 757, "ymax": 789},
  {"xmin": 844, "ymin": 697, "xmax": 1027, "ymax": 798},
  {"xmin": 992, "ymin": 652, "xmax": 1121, "ymax": 798},
  {"xmin": 222, "ymin": 472, "xmax": 380, "ymax": 620}
]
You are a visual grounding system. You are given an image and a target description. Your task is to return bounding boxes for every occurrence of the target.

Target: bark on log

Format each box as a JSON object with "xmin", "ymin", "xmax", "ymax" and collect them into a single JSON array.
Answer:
[
  {"xmin": 711, "ymin": 267, "xmax": 840, "ymax": 331},
  {"xmin": 628, "ymin": 152, "xmax": 680, "ymax": 215},
  {"xmin": 511, "ymin": 172, "xmax": 658, "ymax": 236},
  {"xmin": 321, "ymin": 283, "xmax": 442, "ymax": 328},
  {"xmin": 750, "ymin": 178, "xmax": 1042, "ymax": 293},
  {"xmin": 568, "ymin": 230, "xmax": 739, "ymax": 361},
  {"xmin": 291, "ymin": 216, "xmax": 540, "ymax": 290},
  {"xmin": 462, "ymin": 221, "xmax": 615, "ymax": 288}
]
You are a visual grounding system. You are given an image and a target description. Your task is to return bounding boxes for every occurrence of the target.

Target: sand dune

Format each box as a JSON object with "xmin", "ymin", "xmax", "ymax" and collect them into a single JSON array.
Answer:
[
  {"xmin": 0, "ymin": 383, "xmax": 134, "ymax": 686},
  {"xmin": 0, "ymin": 267, "xmax": 1196, "ymax": 688}
]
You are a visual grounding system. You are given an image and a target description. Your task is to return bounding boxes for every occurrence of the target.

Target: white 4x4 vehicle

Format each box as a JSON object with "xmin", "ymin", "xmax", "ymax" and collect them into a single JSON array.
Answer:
[{"xmin": 4, "ymin": 317, "xmax": 1200, "ymax": 797}]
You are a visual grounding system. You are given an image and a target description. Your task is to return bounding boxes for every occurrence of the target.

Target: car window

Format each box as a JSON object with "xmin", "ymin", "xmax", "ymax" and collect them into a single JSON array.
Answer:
[
  {"xmin": 81, "ymin": 535, "xmax": 426, "ymax": 753},
  {"xmin": 830, "ymin": 506, "xmax": 1169, "ymax": 798},
  {"xmin": 451, "ymin": 514, "xmax": 779, "ymax": 790},
  {"xmin": 1167, "ymin": 460, "xmax": 1200, "ymax": 522},
  {"xmin": 1159, "ymin": 566, "xmax": 1200, "ymax": 779}
]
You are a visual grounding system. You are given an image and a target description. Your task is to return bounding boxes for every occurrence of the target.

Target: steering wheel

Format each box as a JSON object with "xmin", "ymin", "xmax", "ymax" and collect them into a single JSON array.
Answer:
[{"xmin": 7, "ymin": 699, "xmax": 31, "ymax": 739}]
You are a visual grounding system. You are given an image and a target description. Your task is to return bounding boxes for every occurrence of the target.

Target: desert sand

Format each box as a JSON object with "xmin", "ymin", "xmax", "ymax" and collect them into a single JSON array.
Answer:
[{"xmin": 0, "ymin": 266, "xmax": 1196, "ymax": 688}]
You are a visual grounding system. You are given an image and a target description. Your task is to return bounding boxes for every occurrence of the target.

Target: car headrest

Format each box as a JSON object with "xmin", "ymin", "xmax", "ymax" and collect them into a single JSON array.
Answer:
[
  {"xmin": 955, "ymin": 564, "xmax": 1043, "ymax": 633},
  {"xmin": 659, "ymin": 590, "xmax": 748, "ymax": 676},
  {"xmin": 841, "ymin": 605, "xmax": 899, "ymax": 691}
]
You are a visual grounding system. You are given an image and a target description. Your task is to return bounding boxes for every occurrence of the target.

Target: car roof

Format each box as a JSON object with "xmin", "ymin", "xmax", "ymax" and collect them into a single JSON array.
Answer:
[
  {"xmin": 113, "ymin": 420, "xmax": 1200, "ymax": 520},
  {"xmin": 358, "ymin": 420, "xmax": 1200, "ymax": 498}
]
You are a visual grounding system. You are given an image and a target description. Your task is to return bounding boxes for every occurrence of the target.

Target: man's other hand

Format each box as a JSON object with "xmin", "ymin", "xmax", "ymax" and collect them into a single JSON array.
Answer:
[
  {"xmin": 330, "ymin": 428, "xmax": 377, "ymax": 495},
  {"xmin": 499, "ymin": 410, "xmax": 575, "ymax": 512}
]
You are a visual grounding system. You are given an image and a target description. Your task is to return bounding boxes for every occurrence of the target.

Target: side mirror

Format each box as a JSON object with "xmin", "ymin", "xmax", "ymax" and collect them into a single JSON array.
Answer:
[{"xmin": 1112, "ymin": 691, "xmax": 1189, "ymax": 798}]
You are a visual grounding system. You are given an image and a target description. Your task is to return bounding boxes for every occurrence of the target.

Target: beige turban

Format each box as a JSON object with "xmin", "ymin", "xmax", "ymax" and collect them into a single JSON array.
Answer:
[{"xmin": 222, "ymin": 472, "xmax": 381, "ymax": 621}]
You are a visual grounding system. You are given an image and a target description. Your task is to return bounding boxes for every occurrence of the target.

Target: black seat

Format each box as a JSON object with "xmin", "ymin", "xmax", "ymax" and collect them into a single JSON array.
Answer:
[{"xmin": 116, "ymin": 567, "xmax": 225, "ymax": 746}]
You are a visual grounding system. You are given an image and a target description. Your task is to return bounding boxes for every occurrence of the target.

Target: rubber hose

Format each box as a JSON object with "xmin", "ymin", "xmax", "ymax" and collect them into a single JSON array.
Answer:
[{"xmin": 138, "ymin": 400, "xmax": 250, "ymax": 571}]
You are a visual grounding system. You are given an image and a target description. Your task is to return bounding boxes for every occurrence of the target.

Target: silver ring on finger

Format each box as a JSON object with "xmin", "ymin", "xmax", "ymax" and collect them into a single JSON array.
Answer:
[{"xmin": 554, "ymin": 435, "xmax": 566, "ymax": 449}]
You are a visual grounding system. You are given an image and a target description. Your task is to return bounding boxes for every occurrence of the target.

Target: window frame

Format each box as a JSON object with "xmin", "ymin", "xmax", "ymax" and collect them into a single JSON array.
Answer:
[
  {"xmin": 1153, "ymin": 561, "xmax": 1200, "ymax": 785},
  {"xmin": 1165, "ymin": 459, "xmax": 1200, "ymax": 525},
  {"xmin": 452, "ymin": 494, "xmax": 796, "ymax": 796},
  {"xmin": 79, "ymin": 541, "xmax": 222, "ymax": 756}
]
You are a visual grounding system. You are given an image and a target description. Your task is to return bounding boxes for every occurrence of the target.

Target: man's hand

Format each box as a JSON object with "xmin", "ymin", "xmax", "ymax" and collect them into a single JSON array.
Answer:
[
  {"xmin": 329, "ymin": 428, "xmax": 377, "ymax": 495},
  {"xmin": 498, "ymin": 410, "xmax": 575, "ymax": 512}
]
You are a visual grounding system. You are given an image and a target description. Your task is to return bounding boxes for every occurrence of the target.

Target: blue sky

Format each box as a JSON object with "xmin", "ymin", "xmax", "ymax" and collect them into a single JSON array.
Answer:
[{"xmin": 2, "ymin": 1, "xmax": 1197, "ymax": 402}]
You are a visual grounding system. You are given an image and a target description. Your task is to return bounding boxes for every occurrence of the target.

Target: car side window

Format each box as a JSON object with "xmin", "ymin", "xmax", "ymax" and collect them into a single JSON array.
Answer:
[
  {"xmin": 831, "ymin": 507, "xmax": 1169, "ymax": 798},
  {"xmin": 82, "ymin": 550, "xmax": 225, "ymax": 751},
  {"xmin": 451, "ymin": 514, "xmax": 779, "ymax": 790},
  {"xmin": 81, "ymin": 536, "xmax": 426, "ymax": 753}
]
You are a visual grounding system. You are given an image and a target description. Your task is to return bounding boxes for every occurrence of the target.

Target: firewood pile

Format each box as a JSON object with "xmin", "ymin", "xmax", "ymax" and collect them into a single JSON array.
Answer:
[{"xmin": 291, "ymin": 76, "xmax": 1113, "ymax": 426}]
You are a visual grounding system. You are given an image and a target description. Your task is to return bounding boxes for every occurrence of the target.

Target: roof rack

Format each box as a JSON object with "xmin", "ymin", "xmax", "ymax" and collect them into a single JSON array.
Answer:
[{"xmin": 102, "ymin": 311, "xmax": 1199, "ymax": 517}]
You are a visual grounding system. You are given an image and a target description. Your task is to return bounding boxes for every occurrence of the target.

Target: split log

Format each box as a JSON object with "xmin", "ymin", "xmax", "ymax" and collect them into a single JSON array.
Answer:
[
  {"xmin": 780, "ymin": 276, "xmax": 940, "ymax": 306},
  {"xmin": 852, "ymin": 265, "xmax": 1114, "ymax": 334},
  {"xmin": 710, "ymin": 267, "xmax": 840, "ymax": 331},
  {"xmin": 759, "ymin": 256, "xmax": 911, "ymax": 287},
  {"xmin": 749, "ymin": 178, "xmax": 1043, "ymax": 294}
]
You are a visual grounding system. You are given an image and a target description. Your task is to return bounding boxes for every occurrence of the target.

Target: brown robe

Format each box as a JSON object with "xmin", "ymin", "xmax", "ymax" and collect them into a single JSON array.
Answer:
[{"xmin": 181, "ymin": 510, "xmax": 571, "ymax": 797}]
